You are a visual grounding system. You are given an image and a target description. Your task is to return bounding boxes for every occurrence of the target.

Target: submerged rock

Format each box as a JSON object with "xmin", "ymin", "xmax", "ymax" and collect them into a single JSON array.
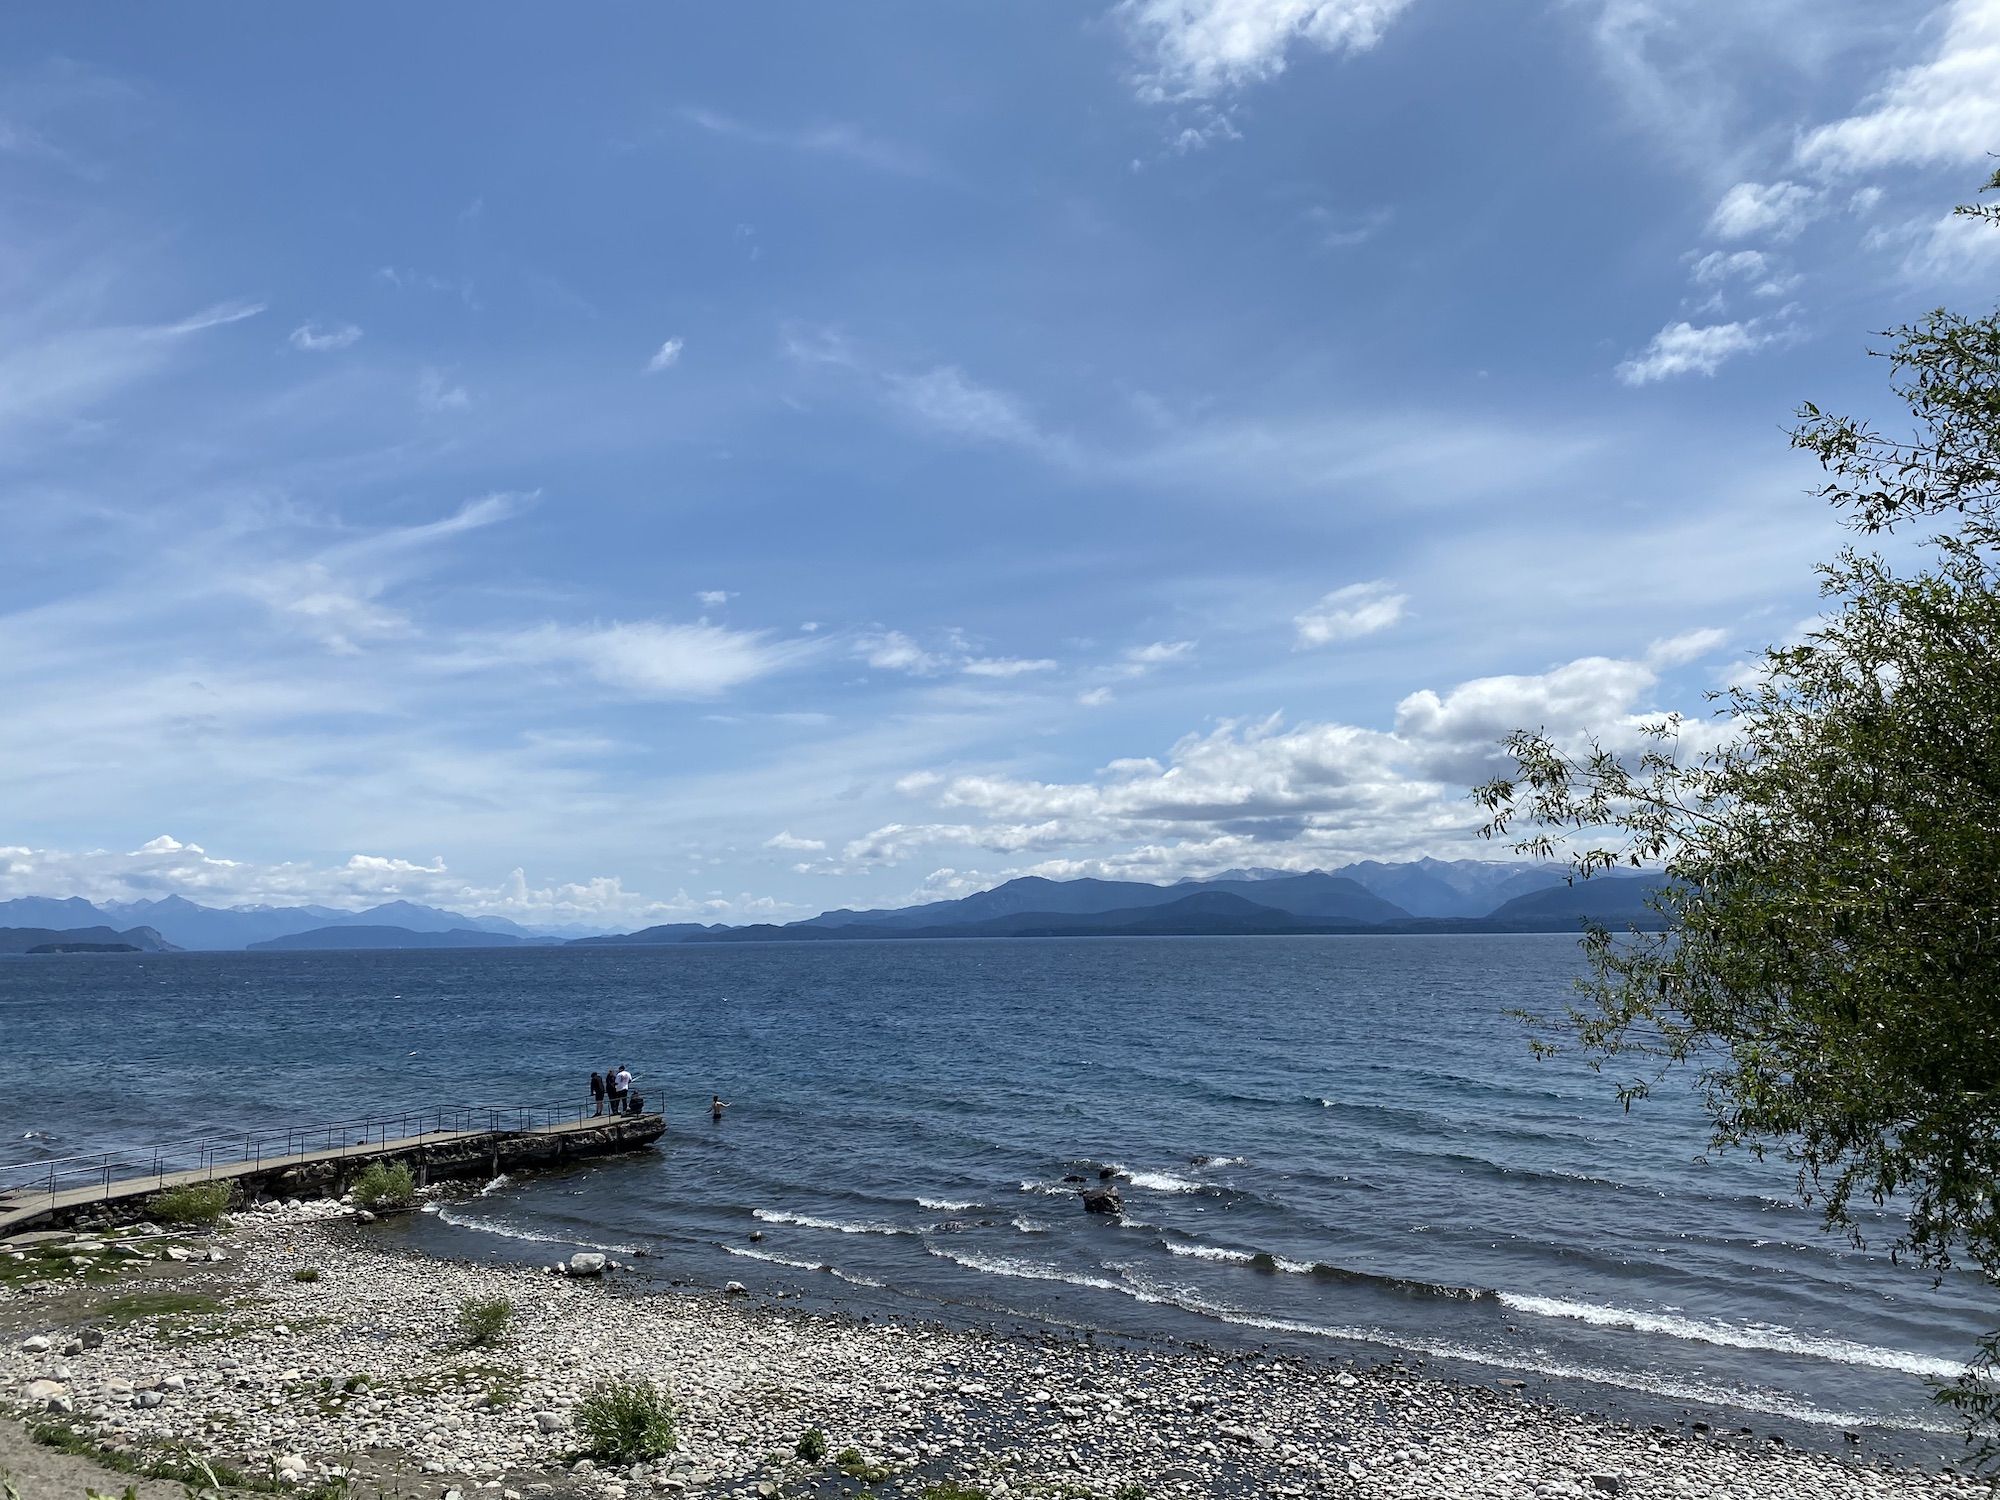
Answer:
[{"xmin": 1080, "ymin": 1187, "xmax": 1123, "ymax": 1216}]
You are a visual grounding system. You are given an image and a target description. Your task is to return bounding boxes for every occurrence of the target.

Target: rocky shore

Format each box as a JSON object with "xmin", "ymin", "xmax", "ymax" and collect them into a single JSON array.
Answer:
[{"xmin": 0, "ymin": 1202, "xmax": 1986, "ymax": 1500}]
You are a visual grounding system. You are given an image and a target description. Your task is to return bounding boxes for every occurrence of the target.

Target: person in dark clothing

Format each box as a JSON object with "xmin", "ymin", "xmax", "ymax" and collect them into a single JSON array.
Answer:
[
  {"xmin": 605, "ymin": 1062, "xmax": 623, "ymax": 1115},
  {"xmin": 589, "ymin": 1071, "xmax": 605, "ymax": 1117}
]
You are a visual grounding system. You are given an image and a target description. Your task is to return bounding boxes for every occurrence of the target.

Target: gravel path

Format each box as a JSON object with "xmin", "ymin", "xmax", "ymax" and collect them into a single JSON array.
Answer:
[{"xmin": 0, "ymin": 1204, "xmax": 1987, "ymax": 1500}]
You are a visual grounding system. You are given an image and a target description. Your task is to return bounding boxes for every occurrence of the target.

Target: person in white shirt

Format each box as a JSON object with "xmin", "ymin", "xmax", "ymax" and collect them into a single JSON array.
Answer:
[{"xmin": 613, "ymin": 1066, "xmax": 632, "ymax": 1112}]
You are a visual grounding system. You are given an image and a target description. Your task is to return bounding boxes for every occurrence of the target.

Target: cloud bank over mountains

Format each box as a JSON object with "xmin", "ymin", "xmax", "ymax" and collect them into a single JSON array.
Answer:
[{"xmin": 0, "ymin": 3, "xmax": 1979, "ymax": 921}]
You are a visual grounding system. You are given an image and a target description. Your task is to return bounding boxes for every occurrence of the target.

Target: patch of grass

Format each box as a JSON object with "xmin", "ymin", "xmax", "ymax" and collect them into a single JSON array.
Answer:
[
  {"xmin": 456, "ymin": 1293, "xmax": 512, "ymax": 1348},
  {"xmin": 147, "ymin": 1180, "xmax": 231, "ymax": 1226},
  {"xmin": 32, "ymin": 1423, "xmax": 329, "ymax": 1499},
  {"xmin": 794, "ymin": 1427, "xmax": 829, "ymax": 1464},
  {"xmin": 349, "ymin": 1160, "xmax": 417, "ymax": 1210},
  {"xmin": 293, "ymin": 1266, "xmax": 322, "ymax": 1282},
  {"xmin": 921, "ymin": 1485, "xmax": 992, "ymax": 1500},
  {"xmin": 0, "ymin": 1464, "xmax": 20, "ymax": 1500},
  {"xmin": 834, "ymin": 1448, "xmax": 896, "ymax": 1484},
  {"xmin": 1114, "ymin": 1486, "xmax": 1149, "ymax": 1500},
  {"xmin": 98, "ymin": 1290, "xmax": 223, "ymax": 1325},
  {"xmin": 573, "ymin": 1377, "xmax": 680, "ymax": 1463},
  {"xmin": 83, "ymin": 1488, "xmax": 139, "ymax": 1500}
]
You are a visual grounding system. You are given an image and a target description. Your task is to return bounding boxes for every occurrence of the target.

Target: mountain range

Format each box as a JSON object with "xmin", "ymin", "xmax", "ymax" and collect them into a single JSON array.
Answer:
[
  {"xmin": 0, "ymin": 894, "xmax": 570, "ymax": 951},
  {"xmin": 0, "ymin": 859, "xmax": 1667, "ymax": 953}
]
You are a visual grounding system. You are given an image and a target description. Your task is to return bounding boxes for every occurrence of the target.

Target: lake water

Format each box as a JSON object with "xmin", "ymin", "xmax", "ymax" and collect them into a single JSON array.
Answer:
[{"xmin": 0, "ymin": 936, "xmax": 1989, "ymax": 1460}]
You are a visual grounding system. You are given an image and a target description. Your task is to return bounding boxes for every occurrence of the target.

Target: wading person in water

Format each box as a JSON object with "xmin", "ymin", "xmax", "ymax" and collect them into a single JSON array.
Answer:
[
  {"xmin": 589, "ymin": 1071, "xmax": 605, "ymax": 1117},
  {"xmin": 711, "ymin": 1094, "xmax": 728, "ymax": 1122}
]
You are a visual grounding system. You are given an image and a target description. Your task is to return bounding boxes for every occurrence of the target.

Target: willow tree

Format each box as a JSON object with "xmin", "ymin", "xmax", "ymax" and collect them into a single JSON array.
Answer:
[{"xmin": 1474, "ymin": 172, "xmax": 2000, "ymax": 1446}]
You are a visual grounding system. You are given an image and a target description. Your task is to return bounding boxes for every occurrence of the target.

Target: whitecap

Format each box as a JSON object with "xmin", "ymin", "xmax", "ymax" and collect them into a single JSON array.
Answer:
[
  {"xmin": 1124, "ymin": 1169, "xmax": 1201, "ymax": 1193},
  {"xmin": 431, "ymin": 1205, "xmax": 637, "ymax": 1255},
  {"xmin": 925, "ymin": 1246, "xmax": 1175, "ymax": 1305},
  {"xmin": 917, "ymin": 1197, "xmax": 977, "ymax": 1211},
  {"xmin": 721, "ymin": 1243, "xmax": 885, "ymax": 1289},
  {"xmin": 479, "ymin": 1174, "xmax": 513, "ymax": 1197},
  {"xmin": 1495, "ymin": 1293, "xmax": 1967, "ymax": 1379},
  {"xmin": 752, "ymin": 1207, "xmax": 909, "ymax": 1236},
  {"xmin": 1161, "ymin": 1293, "xmax": 1955, "ymax": 1432},
  {"xmin": 1165, "ymin": 1243, "xmax": 1255, "ymax": 1263}
]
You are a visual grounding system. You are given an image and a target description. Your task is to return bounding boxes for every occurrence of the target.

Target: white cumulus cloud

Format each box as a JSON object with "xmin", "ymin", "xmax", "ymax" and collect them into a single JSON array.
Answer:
[{"xmin": 644, "ymin": 336, "xmax": 685, "ymax": 373}]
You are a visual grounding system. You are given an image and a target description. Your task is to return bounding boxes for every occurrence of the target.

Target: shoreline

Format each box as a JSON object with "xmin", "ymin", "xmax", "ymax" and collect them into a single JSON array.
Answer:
[{"xmin": 0, "ymin": 1204, "xmax": 1987, "ymax": 1500}]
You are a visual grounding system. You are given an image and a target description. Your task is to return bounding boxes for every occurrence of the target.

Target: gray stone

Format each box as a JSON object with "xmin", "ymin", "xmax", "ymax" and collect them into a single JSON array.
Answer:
[
  {"xmin": 724, "ymin": 1280, "xmax": 749, "ymax": 1296},
  {"xmin": 568, "ymin": 1252, "xmax": 607, "ymax": 1277},
  {"xmin": 534, "ymin": 1411, "xmax": 565, "ymax": 1433},
  {"xmin": 1080, "ymin": 1187, "xmax": 1123, "ymax": 1216},
  {"xmin": 18, "ymin": 1335, "xmax": 50, "ymax": 1353}
]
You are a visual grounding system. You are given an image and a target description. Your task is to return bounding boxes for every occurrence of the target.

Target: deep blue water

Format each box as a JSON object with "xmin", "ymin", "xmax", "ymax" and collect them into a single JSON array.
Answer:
[{"xmin": 1, "ymin": 936, "xmax": 1990, "ymax": 1457}]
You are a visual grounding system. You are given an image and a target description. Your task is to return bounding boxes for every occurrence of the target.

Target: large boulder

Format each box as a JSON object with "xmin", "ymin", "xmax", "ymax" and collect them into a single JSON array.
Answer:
[
  {"xmin": 1080, "ymin": 1187, "xmax": 1124, "ymax": 1216},
  {"xmin": 567, "ymin": 1252, "xmax": 607, "ymax": 1277}
]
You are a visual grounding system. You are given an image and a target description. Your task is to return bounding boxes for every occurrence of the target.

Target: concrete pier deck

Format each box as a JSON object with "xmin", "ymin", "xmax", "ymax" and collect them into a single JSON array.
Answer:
[{"xmin": 0, "ymin": 1108, "xmax": 665, "ymax": 1238}]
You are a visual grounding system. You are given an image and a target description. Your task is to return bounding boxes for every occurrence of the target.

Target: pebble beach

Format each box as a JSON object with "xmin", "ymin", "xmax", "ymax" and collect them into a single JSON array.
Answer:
[{"xmin": 0, "ymin": 1198, "xmax": 1988, "ymax": 1500}]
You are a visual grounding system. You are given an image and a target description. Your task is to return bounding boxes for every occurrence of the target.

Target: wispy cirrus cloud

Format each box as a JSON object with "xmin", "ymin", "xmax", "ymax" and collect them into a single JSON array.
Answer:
[
  {"xmin": 289, "ymin": 321, "xmax": 362, "ymax": 352},
  {"xmin": 1118, "ymin": 0, "xmax": 1417, "ymax": 102},
  {"xmin": 679, "ymin": 106, "xmax": 934, "ymax": 178},
  {"xmin": 480, "ymin": 620, "xmax": 816, "ymax": 700},
  {"xmin": 1797, "ymin": 0, "xmax": 2000, "ymax": 174},
  {"xmin": 1615, "ymin": 314, "xmax": 1791, "ymax": 385},
  {"xmin": 1294, "ymin": 580, "xmax": 1406, "ymax": 647},
  {"xmin": 644, "ymin": 336, "xmax": 684, "ymax": 373}
]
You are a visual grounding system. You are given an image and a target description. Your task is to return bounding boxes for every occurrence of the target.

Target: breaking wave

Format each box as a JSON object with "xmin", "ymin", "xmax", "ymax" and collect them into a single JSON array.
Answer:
[{"xmin": 1497, "ymin": 1294, "xmax": 1966, "ymax": 1378}]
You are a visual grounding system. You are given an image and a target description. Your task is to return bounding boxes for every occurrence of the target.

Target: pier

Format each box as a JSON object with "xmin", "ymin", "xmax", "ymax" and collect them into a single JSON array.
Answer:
[{"xmin": 0, "ymin": 1102, "xmax": 665, "ymax": 1237}]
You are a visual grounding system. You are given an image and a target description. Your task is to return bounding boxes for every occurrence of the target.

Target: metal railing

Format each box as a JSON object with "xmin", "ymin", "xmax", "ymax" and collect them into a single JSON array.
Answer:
[{"xmin": 0, "ymin": 1097, "xmax": 654, "ymax": 1213}]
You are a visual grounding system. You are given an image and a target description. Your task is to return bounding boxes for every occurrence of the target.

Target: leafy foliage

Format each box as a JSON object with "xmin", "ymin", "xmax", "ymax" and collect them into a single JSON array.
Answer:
[
  {"xmin": 456, "ymin": 1294, "xmax": 513, "ymax": 1348},
  {"xmin": 349, "ymin": 1160, "xmax": 417, "ymax": 1210},
  {"xmin": 573, "ymin": 1378, "xmax": 679, "ymax": 1463},
  {"xmin": 794, "ymin": 1426, "xmax": 829, "ymax": 1463},
  {"xmin": 1476, "ymin": 172, "xmax": 2000, "ymax": 1460},
  {"xmin": 147, "ymin": 1181, "xmax": 230, "ymax": 1226}
]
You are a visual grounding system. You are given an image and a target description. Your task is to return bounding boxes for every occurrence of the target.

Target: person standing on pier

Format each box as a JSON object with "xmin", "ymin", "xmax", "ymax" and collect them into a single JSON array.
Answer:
[
  {"xmin": 603, "ymin": 1062, "xmax": 620, "ymax": 1115},
  {"xmin": 613, "ymin": 1064, "xmax": 633, "ymax": 1114},
  {"xmin": 589, "ymin": 1071, "xmax": 605, "ymax": 1117}
]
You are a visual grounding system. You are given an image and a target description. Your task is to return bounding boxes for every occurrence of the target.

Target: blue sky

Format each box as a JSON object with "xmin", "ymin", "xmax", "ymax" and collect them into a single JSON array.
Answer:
[{"xmin": 2, "ymin": 1, "xmax": 1995, "ymax": 927}]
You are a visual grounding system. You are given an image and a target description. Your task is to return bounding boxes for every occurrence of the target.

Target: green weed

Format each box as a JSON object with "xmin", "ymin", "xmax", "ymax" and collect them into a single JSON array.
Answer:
[
  {"xmin": 147, "ymin": 1181, "xmax": 231, "ymax": 1226},
  {"xmin": 348, "ymin": 1161, "xmax": 417, "ymax": 1210},
  {"xmin": 455, "ymin": 1294, "xmax": 512, "ymax": 1348},
  {"xmin": 572, "ymin": 1378, "xmax": 680, "ymax": 1463}
]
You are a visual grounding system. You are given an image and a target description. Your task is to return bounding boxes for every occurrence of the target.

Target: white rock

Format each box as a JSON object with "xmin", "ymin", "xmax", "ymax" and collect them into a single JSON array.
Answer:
[
  {"xmin": 568, "ymin": 1252, "xmax": 607, "ymax": 1276},
  {"xmin": 19, "ymin": 1334, "xmax": 51, "ymax": 1353},
  {"xmin": 534, "ymin": 1411, "xmax": 566, "ymax": 1433}
]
